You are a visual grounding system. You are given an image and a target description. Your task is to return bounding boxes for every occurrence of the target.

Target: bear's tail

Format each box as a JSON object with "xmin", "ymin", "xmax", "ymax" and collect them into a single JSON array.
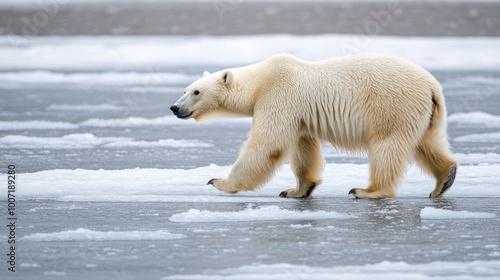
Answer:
[{"xmin": 429, "ymin": 87, "xmax": 446, "ymax": 132}]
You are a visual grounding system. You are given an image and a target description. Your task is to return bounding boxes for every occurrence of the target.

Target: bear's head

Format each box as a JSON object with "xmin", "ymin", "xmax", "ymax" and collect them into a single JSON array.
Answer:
[{"xmin": 170, "ymin": 70, "xmax": 235, "ymax": 121}]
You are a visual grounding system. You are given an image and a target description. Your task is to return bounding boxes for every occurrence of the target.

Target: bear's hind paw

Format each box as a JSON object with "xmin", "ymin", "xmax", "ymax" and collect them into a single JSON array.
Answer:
[
  {"xmin": 349, "ymin": 188, "xmax": 396, "ymax": 199},
  {"xmin": 279, "ymin": 185, "xmax": 315, "ymax": 199}
]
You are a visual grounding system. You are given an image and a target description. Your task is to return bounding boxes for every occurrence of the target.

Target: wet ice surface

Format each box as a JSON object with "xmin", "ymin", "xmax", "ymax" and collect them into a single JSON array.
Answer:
[
  {"xmin": 1, "ymin": 35, "xmax": 500, "ymax": 279},
  {"xmin": 8, "ymin": 199, "xmax": 500, "ymax": 280}
]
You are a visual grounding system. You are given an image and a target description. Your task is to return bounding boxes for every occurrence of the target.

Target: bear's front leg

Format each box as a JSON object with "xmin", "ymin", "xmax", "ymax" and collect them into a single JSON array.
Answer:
[
  {"xmin": 208, "ymin": 129, "xmax": 288, "ymax": 194},
  {"xmin": 207, "ymin": 178, "xmax": 239, "ymax": 194},
  {"xmin": 279, "ymin": 136, "xmax": 323, "ymax": 198}
]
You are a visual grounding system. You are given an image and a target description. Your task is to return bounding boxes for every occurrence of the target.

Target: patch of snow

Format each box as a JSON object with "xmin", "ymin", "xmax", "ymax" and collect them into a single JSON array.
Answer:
[
  {"xmin": 43, "ymin": 271, "xmax": 66, "ymax": 276},
  {"xmin": 6, "ymin": 162, "xmax": 500, "ymax": 202},
  {"xmin": 0, "ymin": 71, "xmax": 195, "ymax": 86},
  {"xmin": 46, "ymin": 104, "xmax": 123, "ymax": 112},
  {"xmin": 454, "ymin": 132, "xmax": 500, "ymax": 143},
  {"xmin": 79, "ymin": 115, "xmax": 252, "ymax": 127},
  {"xmin": 20, "ymin": 263, "xmax": 40, "ymax": 268},
  {"xmin": 290, "ymin": 224, "xmax": 313, "ymax": 228},
  {"xmin": 0, "ymin": 134, "xmax": 131, "ymax": 149},
  {"xmin": 169, "ymin": 206, "xmax": 355, "ymax": 223},
  {"xmin": 0, "ymin": 134, "xmax": 212, "ymax": 149},
  {"xmin": 23, "ymin": 228, "xmax": 186, "ymax": 241},
  {"xmin": 420, "ymin": 207, "xmax": 497, "ymax": 220},
  {"xmin": 79, "ymin": 116, "xmax": 194, "ymax": 127},
  {"xmin": 454, "ymin": 153, "xmax": 500, "ymax": 164},
  {"xmin": 103, "ymin": 139, "xmax": 214, "ymax": 148},
  {"xmin": 2, "ymin": 35, "xmax": 500, "ymax": 71},
  {"xmin": 162, "ymin": 260, "xmax": 500, "ymax": 280},
  {"xmin": 0, "ymin": 120, "xmax": 78, "ymax": 130},
  {"xmin": 448, "ymin": 112, "xmax": 500, "ymax": 128}
]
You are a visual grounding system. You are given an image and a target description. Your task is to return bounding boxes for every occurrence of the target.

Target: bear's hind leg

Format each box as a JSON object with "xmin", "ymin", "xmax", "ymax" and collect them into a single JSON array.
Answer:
[
  {"xmin": 280, "ymin": 136, "xmax": 323, "ymax": 198},
  {"xmin": 349, "ymin": 139, "xmax": 411, "ymax": 199},
  {"xmin": 414, "ymin": 132, "xmax": 457, "ymax": 198}
]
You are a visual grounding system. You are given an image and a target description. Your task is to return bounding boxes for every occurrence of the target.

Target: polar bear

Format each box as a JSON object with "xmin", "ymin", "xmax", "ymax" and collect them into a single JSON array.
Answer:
[{"xmin": 170, "ymin": 53, "xmax": 457, "ymax": 199}]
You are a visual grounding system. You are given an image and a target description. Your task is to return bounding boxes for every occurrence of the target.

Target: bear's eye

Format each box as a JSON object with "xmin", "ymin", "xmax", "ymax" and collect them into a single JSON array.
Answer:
[{"xmin": 194, "ymin": 90, "xmax": 200, "ymax": 96}]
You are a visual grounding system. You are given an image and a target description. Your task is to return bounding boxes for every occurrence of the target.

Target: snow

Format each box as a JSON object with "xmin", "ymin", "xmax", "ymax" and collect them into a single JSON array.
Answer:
[
  {"xmin": 448, "ymin": 112, "xmax": 500, "ymax": 128},
  {"xmin": 23, "ymin": 228, "xmax": 186, "ymax": 241},
  {"xmin": 3, "ymin": 111, "xmax": 497, "ymax": 131},
  {"xmin": 4, "ymin": 111, "xmax": 499, "ymax": 132},
  {"xmin": 0, "ymin": 133, "xmax": 131, "ymax": 149},
  {"xmin": 46, "ymin": 103, "xmax": 123, "ymax": 112},
  {"xmin": 104, "ymin": 139, "xmax": 214, "ymax": 148},
  {"xmin": 9, "ymin": 162, "xmax": 500, "ymax": 202},
  {"xmin": 162, "ymin": 260, "xmax": 500, "ymax": 280},
  {"xmin": 0, "ymin": 71, "xmax": 195, "ymax": 86},
  {"xmin": 169, "ymin": 205, "xmax": 355, "ymax": 223},
  {"xmin": 0, "ymin": 120, "xmax": 78, "ymax": 130},
  {"xmin": 2, "ymin": 35, "xmax": 500, "ymax": 71},
  {"xmin": 454, "ymin": 132, "xmax": 500, "ymax": 143},
  {"xmin": 79, "ymin": 116, "xmax": 193, "ymax": 127},
  {"xmin": 454, "ymin": 153, "xmax": 500, "ymax": 164},
  {"xmin": 420, "ymin": 207, "xmax": 497, "ymax": 220},
  {"xmin": 0, "ymin": 134, "xmax": 213, "ymax": 149}
]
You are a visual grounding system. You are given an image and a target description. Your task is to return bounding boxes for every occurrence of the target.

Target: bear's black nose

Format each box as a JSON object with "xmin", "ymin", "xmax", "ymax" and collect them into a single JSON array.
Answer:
[{"xmin": 170, "ymin": 105, "xmax": 179, "ymax": 115}]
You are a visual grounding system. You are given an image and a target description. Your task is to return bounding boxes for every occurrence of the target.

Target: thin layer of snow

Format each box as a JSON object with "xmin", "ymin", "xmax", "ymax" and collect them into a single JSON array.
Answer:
[
  {"xmin": 79, "ymin": 115, "xmax": 252, "ymax": 127},
  {"xmin": 0, "ymin": 120, "xmax": 78, "ymax": 130},
  {"xmin": 79, "ymin": 116, "xmax": 192, "ymax": 127},
  {"xmin": 104, "ymin": 139, "xmax": 214, "ymax": 148},
  {"xmin": 420, "ymin": 207, "xmax": 497, "ymax": 220},
  {"xmin": 448, "ymin": 112, "xmax": 500, "ymax": 128},
  {"xmin": 46, "ymin": 104, "xmax": 123, "ymax": 112},
  {"xmin": 2, "ymin": 35, "xmax": 500, "ymax": 70},
  {"xmin": 454, "ymin": 153, "xmax": 500, "ymax": 164},
  {"xmin": 169, "ymin": 205, "xmax": 355, "ymax": 223},
  {"xmin": 9, "ymin": 163, "xmax": 500, "ymax": 202},
  {"xmin": 0, "ymin": 71, "xmax": 195, "ymax": 86},
  {"xmin": 0, "ymin": 134, "xmax": 131, "ymax": 149},
  {"xmin": 162, "ymin": 260, "xmax": 500, "ymax": 280},
  {"xmin": 23, "ymin": 228, "xmax": 186, "ymax": 241},
  {"xmin": 454, "ymin": 132, "xmax": 500, "ymax": 143},
  {"xmin": 0, "ymin": 134, "xmax": 213, "ymax": 149},
  {"xmin": 3, "ymin": 0, "xmax": 491, "ymax": 7},
  {"xmin": 4, "ymin": 111, "xmax": 498, "ymax": 130}
]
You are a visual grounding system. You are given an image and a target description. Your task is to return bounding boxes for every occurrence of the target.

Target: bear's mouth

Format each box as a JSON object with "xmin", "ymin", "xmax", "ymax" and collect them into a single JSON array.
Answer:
[{"xmin": 177, "ymin": 111, "xmax": 193, "ymax": 119}]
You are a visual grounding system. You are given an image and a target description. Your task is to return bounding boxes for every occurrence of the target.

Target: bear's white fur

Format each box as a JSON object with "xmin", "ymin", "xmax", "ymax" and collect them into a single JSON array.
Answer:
[{"xmin": 171, "ymin": 53, "xmax": 457, "ymax": 199}]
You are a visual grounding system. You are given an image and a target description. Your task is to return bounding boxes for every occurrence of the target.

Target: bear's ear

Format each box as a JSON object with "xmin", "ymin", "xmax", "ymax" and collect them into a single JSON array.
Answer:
[
  {"xmin": 222, "ymin": 70, "xmax": 234, "ymax": 86},
  {"xmin": 203, "ymin": 71, "xmax": 210, "ymax": 77}
]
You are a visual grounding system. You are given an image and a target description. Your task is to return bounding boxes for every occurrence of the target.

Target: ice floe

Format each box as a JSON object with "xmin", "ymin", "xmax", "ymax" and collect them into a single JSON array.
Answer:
[
  {"xmin": 46, "ymin": 103, "xmax": 124, "ymax": 112},
  {"xmin": 8, "ymin": 163, "xmax": 500, "ymax": 202},
  {"xmin": 162, "ymin": 260, "xmax": 500, "ymax": 280},
  {"xmin": 0, "ymin": 134, "xmax": 213, "ymax": 149},
  {"xmin": 448, "ymin": 112, "xmax": 500, "ymax": 128},
  {"xmin": 0, "ymin": 71, "xmax": 196, "ymax": 86},
  {"xmin": 420, "ymin": 207, "xmax": 497, "ymax": 220},
  {"xmin": 169, "ymin": 205, "xmax": 355, "ymax": 223},
  {"xmin": 0, "ymin": 120, "xmax": 78, "ymax": 130},
  {"xmin": 2, "ymin": 35, "xmax": 500, "ymax": 71},
  {"xmin": 454, "ymin": 132, "xmax": 500, "ymax": 143},
  {"xmin": 23, "ymin": 228, "xmax": 186, "ymax": 241}
]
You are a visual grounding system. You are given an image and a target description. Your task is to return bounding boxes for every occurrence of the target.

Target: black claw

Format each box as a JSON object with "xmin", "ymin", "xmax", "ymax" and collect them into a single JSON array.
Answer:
[
  {"xmin": 207, "ymin": 179, "xmax": 216, "ymax": 185},
  {"xmin": 279, "ymin": 191, "xmax": 287, "ymax": 197},
  {"xmin": 348, "ymin": 188, "xmax": 356, "ymax": 195},
  {"xmin": 429, "ymin": 193, "xmax": 432, "ymax": 199},
  {"xmin": 439, "ymin": 165, "xmax": 457, "ymax": 195},
  {"xmin": 304, "ymin": 183, "xmax": 317, "ymax": 198}
]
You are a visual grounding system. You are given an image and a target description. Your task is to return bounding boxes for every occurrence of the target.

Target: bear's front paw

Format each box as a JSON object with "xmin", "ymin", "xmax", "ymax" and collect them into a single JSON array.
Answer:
[
  {"xmin": 279, "ymin": 188, "xmax": 310, "ymax": 199},
  {"xmin": 207, "ymin": 178, "xmax": 238, "ymax": 194}
]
